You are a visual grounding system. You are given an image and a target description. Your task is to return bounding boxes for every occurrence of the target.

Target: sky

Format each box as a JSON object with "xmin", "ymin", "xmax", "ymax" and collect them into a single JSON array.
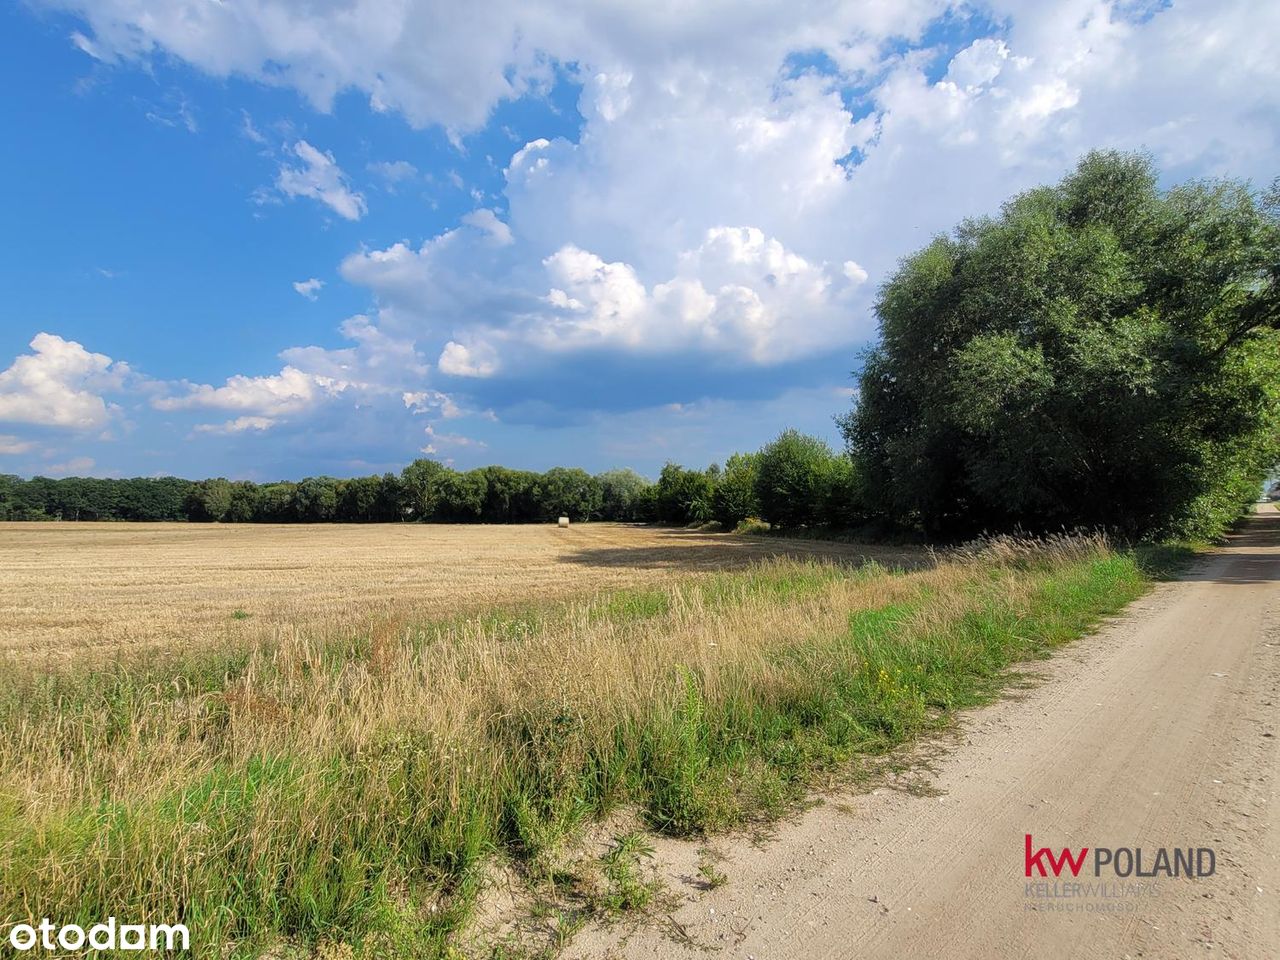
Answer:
[{"xmin": 0, "ymin": 0, "xmax": 1277, "ymax": 482}]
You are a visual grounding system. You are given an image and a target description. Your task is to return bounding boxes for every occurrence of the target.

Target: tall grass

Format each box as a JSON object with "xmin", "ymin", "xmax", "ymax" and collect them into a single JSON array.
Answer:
[{"xmin": 0, "ymin": 535, "xmax": 1147, "ymax": 957}]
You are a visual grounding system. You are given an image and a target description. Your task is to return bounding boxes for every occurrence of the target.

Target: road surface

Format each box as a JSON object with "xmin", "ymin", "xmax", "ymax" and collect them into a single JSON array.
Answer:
[{"xmin": 570, "ymin": 506, "xmax": 1280, "ymax": 959}]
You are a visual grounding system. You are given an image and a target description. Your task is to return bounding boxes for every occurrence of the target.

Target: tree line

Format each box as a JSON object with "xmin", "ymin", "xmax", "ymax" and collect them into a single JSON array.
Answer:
[
  {"xmin": 0, "ymin": 430, "xmax": 856, "ymax": 528},
  {"xmin": 3, "ymin": 152, "xmax": 1275, "ymax": 540}
]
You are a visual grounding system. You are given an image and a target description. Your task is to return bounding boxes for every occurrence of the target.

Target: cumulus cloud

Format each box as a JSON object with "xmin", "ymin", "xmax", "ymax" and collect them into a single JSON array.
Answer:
[
  {"xmin": 293, "ymin": 277, "xmax": 325, "ymax": 300},
  {"xmin": 192, "ymin": 416, "xmax": 277, "ymax": 434},
  {"xmin": 0, "ymin": 333, "xmax": 130, "ymax": 430},
  {"xmin": 43, "ymin": 0, "xmax": 946, "ymax": 131},
  {"xmin": 521, "ymin": 227, "xmax": 859, "ymax": 361},
  {"xmin": 30, "ymin": 0, "xmax": 1280, "ymax": 446},
  {"xmin": 151, "ymin": 314, "xmax": 478, "ymax": 446},
  {"xmin": 403, "ymin": 390, "xmax": 462, "ymax": 418},
  {"xmin": 461, "ymin": 209, "xmax": 514, "ymax": 246},
  {"xmin": 438, "ymin": 341, "xmax": 500, "ymax": 378},
  {"xmin": 276, "ymin": 141, "xmax": 367, "ymax": 220},
  {"xmin": 421, "ymin": 423, "xmax": 485, "ymax": 453},
  {"xmin": 155, "ymin": 365, "xmax": 345, "ymax": 419}
]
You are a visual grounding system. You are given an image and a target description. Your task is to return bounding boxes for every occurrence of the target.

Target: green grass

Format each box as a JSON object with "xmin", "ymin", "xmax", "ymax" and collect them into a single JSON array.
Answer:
[{"xmin": 0, "ymin": 538, "xmax": 1150, "ymax": 959}]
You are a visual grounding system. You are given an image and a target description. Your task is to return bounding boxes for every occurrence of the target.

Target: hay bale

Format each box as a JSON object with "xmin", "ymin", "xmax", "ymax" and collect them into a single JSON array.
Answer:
[{"xmin": 557, "ymin": 516, "xmax": 570, "ymax": 528}]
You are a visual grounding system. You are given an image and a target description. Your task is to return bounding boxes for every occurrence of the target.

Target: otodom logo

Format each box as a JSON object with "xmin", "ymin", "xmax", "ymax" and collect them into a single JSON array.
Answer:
[{"xmin": 1024, "ymin": 834, "xmax": 1215, "ymax": 879}]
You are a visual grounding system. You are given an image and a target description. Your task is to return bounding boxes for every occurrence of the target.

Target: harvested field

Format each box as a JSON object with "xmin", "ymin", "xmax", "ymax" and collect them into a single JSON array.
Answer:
[
  {"xmin": 0, "ymin": 532, "xmax": 1145, "ymax": 959},
  {"xmin": 0, "ymin": 521, "xmax": 921, "ymax": 661}
]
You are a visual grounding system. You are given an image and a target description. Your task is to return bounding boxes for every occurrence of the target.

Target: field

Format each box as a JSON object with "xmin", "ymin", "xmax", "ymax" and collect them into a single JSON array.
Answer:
[
  {"xmin": 0, "ymin": 521, "xmax": 915, "ymax": 662},
  {"xmin": 0, "ymin": 521, "xmax": 1152, "ymax": 959}
]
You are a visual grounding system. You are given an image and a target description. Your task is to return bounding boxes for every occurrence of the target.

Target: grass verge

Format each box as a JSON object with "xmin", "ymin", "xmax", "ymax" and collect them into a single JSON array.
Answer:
[{"xmin": 0, "ymin": 535, "xmax": 1149, "ymax": 958}]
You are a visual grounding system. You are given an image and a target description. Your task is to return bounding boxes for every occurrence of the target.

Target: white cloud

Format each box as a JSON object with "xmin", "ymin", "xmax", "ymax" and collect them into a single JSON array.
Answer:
[
  {"xmin": 403, "ymin": 390, "xmax": 463, "ymax": 418},
  {"xmin": 0, "ymin": 333, "xmax": 129, "ymax": 430},
  {"xmin": 45, "ymin": 0, "xmax": 942, "ymax": 131},
  {"xmin": 461, "ymin": 208, "xmax": 514, "ymax": 246},
  {"xmin": 152, "ymin": 314, "xmax": 473, "ymax": 444},
  {"xmin": 155, "ymin": 365, "xmax": 344, "ymax": 418},
  {"xmin": 293, "ymin": 277, "xmax": 325, "ymax": 300},
  {"xmin": 0, "ymin": 434, "xmax": 36, "ymax": 455},
  {"xmin": 438, "ymin": 341, "xmax": 499, "ymax": 378},
  {"xmin": 34, "ymin": 0, "xmax": 1280, "ymax": 432},
  {"xmin": 276, "ymin": 141, "xmax": 367, "ymax": 220},
  {"xmin": 280, "ymin": 314, "xmax": 432, "ymax": 386},
  {"xmin": 842, "ymin": 260, "xmax": 869, "ymax": 285},
  {"xmin": 368, "ymin": 159, "xmax": 419, "ymax": 189},
  {"xmin": 946, "ymin": 37, "xmax": 1012, "ymax": 90},
  {"xmin": 422, "ymin": 423, "xmax": 485, "ymax": 451},
  {"xmin": 193, "ymin": 416, "xmax": 277, "ymax": 434}
]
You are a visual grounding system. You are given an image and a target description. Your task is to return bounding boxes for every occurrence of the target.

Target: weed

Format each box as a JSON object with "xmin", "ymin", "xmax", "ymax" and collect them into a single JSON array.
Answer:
[{"xmin": 599, "ymin": 833, "xmax": 658, "ymax": 914}]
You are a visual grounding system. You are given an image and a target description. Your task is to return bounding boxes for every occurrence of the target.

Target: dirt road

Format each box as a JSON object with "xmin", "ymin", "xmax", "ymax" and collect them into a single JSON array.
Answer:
[{"xmin": 571, "ymin": 507, "xmax": 1280, "ymax": 959}]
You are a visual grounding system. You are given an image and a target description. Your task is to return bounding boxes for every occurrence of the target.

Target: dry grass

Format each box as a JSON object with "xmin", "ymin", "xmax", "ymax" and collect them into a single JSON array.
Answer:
[
  {"xmin": 0, "ymin": 529, "xmax": 1147, "ymax": 959},
  {"xmin": 0, "ymin": 521, "xmax": 920, "ymax": 663}
]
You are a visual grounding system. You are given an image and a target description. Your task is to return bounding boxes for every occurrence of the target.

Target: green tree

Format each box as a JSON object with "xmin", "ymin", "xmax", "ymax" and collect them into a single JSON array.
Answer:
[
  {"xmin": 596, "ymin": 469, "xmax": 651, "ymax": 521},
  {"xmin": 292, "ymin": 477, "xmax": 339, "ymax": 522},
  {"xmin": 225, "ymin": 481, "xmax": 262, "ymax": 523},
  {"xmin": 540, "ymin": 467, "xmax": 603, "ymax": 521},
  {"xmin": 434, "ymin": 469, "xmax": 487, "ymax": 521},
  {"xmin": 184, "ymin": 478, "xmax": 233, "ymax": 522},
  {"xmin": 258, "ymin": 482, "xmax": 297, "ymax": 521},
  {"xmin": 373, "ymin": 473, "xmax": 406, "ymax": 521},
  {"xmin": 711, "ymin": 453, "xmax": 760, "ymax": 527},
  {"xmin": 841, "ymin": 151, "xmax": 1280, "ymax": 539},
  {"xmin": 478, "ymin": 466, "xmax": 542, "ymax": 522},
  {"xmin": 654, "ymin": 463, "xmax": 714, "ymax": 524},
  {"xmin": 755, "ymin": 430, "xmax": 839, "ymax": 528},
  {"xmin": 400, "ymin": 459, "xmax": 447, "ymax": 521},
  {"xmin": 336, "ymin": 475, "xmax": 382, "ymax": 522}
]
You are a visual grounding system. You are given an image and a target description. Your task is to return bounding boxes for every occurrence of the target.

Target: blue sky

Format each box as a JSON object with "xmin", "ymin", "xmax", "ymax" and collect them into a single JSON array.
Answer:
[{"xmin": 1, "ymin": 0, "xmax": 1276, "ymax": 481}]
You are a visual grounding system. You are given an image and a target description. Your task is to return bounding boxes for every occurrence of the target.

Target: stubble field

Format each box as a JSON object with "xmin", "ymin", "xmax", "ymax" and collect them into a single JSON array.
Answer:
[
  {"xmin": 0, "ymin": 519, "xmax": 1152, "ymax": 959},
  {"xmin": 0, "ymin": 520, "xmax": 914, "ymax": 662}
]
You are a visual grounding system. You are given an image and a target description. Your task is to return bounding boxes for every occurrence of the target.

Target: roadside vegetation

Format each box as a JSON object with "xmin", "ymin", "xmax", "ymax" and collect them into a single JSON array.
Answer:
[{"xmin": 0, "ymin": 533, "xmax": 1148, "ymax": 958}]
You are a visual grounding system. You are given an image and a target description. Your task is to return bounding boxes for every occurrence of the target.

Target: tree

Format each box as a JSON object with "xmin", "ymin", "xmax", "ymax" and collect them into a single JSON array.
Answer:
[
  {"xmin": 292, "ymin": 477, "xmax": 339, "ymax": 522},
  {"xmin": 258, "ymin": 483, "xmax": 297, "ymax": 521},
  {"xmin": 540, "ymin": 467, "xmax": 603, "ymax": 521},
  {"xmin": 184, "ymin": 479, "xmax": 233, "ymax": 522},
  {"xmin": 434, "ymin": 469, "xmax": 487, "ymax": 521},
  {"xmin": 336, "ymin": 475, "xmax": 382, "ymax": 522},
  {"xmin": 400, "ymin": 459, "xmax": 447, "ymax": 521},
  {"xmin": 712, "ymin": 453, "xmax": 760, "ymax": 527},
  {"xmin": 596, "ymin": 469, "xmax": 651, "ymax": 521},
  {"xmin": 225, "ymin": 481, "xmax": 262, "ymax": 523},
  {"xmin": 755, "ymin": 431, "xmax": 839, "ymax": 528},
  {"xmin": 841, "ymin": 151, "xmax": 1280, "ymax": 539},
  {"xmin": 654, "ymin": 463, "xmax": 714, "ymax": 524},
  {"xmin": 478, "ymin": 466, "xmax": 542, "ymax": 522},
  {"xmin": 374, "ymin": 473, "xmax": 406, "ymax": 522}
]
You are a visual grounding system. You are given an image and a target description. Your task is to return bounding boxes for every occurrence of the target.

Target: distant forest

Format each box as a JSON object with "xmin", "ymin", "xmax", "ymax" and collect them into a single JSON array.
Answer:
[{"xmin": 0, "ymin": 429, "xmax": 855, "ymax": 530}]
